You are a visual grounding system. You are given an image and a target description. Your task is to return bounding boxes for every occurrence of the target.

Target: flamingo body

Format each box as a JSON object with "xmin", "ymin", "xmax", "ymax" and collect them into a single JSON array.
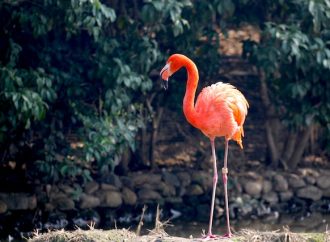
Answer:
[
  {"xmin": 194, "ymin": 82, "xmax": 248, "ymax": 147},
  {"xmin": 160, "ymin": 54, "xmax": 249, "ymax": 239}
]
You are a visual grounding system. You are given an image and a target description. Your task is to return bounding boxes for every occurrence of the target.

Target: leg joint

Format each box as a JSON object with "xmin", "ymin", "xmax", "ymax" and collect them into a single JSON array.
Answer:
[{"xmin": 222, "ymin": 167, "xmax": 228, "ymax": 174}]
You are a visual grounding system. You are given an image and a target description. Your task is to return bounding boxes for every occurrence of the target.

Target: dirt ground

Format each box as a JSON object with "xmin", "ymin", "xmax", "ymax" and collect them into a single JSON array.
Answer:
[{"xmin": 29, "ymin": 228, "xmax": 329, "ymax": 242}]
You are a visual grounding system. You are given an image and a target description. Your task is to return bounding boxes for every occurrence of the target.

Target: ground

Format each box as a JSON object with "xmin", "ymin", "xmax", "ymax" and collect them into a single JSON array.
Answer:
[{"xmin": 29, "ymin": 228, "xmax": 329, "ymax": 242}]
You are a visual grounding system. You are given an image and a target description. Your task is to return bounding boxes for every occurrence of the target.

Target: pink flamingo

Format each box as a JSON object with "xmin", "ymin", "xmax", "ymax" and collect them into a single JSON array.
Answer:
[{"xmin": 160, "ymin": 54, "xmax": 249, "ymax": 239}]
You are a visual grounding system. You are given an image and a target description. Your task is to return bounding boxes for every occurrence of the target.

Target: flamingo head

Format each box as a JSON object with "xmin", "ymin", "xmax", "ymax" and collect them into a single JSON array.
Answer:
[{"xmin": 160, "ymin": 54, "xmax": 185, "ymax": 90}]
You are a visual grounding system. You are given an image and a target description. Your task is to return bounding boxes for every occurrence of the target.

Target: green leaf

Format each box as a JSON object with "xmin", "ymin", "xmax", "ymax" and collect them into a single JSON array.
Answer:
[{"xmin": 100, "ymin": 4, "xmax": 116, "ymax": 22}]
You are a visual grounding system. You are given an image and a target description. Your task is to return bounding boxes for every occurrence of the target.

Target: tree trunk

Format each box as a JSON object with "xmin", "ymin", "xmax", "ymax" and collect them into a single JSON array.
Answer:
[
  {"xmin": 149, "ymin": 107, "xmax": 163, "ymax": 170},
  {"xmin": 265, "ymin": 121, "xmax": 279, "ymax": 166},
  {"xmin": 259, "ymin": 70, "xmax": 280, "ymax": 167},
  {"xmin": 288, "ymin": 126, "xmax": 312, "ymax": 170},
  {"xmin": 145, "ymin": 93, "xmax": 163, "ymax": 170},
  {"xmin": 139, "ymin": 108, "xmax": 150, "ymax": 167},
  {"xmin": 279, "ymin": 132, "xmax": 297, "ymax": 170},
  {"xmin": 118, "ymin": 147, "xmax": 131, "ymax": 175}
]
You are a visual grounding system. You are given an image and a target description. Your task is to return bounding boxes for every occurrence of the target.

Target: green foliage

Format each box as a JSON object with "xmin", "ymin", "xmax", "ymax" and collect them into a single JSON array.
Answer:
[
  {"xmin": 243, "ymin": 0, "xmax": 330, "ymax": 130},
  {"xmin": 3, "ymin": 0, "xmax": 327, "ymax": 182},
  {"xmin": 0, "ymin": 0, "xmax": 153, "ymax": 182},
  {"xmin": 0, "ymin": 0, "xmax": 225, "ymax": 183}
]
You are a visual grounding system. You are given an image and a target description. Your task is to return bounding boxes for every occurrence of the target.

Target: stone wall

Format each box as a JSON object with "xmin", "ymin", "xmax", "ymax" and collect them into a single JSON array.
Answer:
[{"xmin": 1, "ymin": 168, "xmax": 330, "ymax": 230}]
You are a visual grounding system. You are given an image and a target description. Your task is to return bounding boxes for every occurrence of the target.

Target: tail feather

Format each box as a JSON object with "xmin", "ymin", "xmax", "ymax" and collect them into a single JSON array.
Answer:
[{"xmin": 233, "ymin": 126, "xmax": 244, "ymax": 149}]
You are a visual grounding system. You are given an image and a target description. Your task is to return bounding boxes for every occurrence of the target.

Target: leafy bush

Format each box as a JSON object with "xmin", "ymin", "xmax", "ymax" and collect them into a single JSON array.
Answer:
[
  {"xmin": 0, "ymin": 0, "xmax": 224, "ymax": 183},
  {"xmin": 243, "ymin": 0, "xmax": 330, "ymax": 167},
  {"xmin": 2, "ymin": 0, "xmax": 327, "ymax": 182}
]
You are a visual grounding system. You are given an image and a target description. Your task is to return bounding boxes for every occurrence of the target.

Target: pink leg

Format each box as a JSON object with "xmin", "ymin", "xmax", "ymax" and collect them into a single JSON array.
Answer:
[
  {"xmin": 204, "ymin": 138, "xmax": 218, "ymax": 239},
  {"xmin": 222, "ymin": 138, "xmax": 232, "ymax": 238}
]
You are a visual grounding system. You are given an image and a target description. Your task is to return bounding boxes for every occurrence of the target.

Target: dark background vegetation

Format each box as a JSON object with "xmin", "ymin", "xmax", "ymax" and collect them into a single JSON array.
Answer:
[{"xmin": 0, "ymin": 0, "xmax": 329, "ymax": 189}]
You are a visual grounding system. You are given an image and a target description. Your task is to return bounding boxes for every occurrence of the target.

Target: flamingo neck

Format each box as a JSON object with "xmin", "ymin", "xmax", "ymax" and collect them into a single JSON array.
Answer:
[{"xmin": 182, "ymin": 59, "xmax": 199, "ymax": 128}]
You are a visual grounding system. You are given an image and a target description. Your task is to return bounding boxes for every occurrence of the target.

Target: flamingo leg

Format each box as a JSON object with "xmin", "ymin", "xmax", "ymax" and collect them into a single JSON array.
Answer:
[
  {"xmin": 222, "ymin": 138, "xmax": 232, "ymax": 237},
  {"xmin": 204, "ymin": 138, "xmax": 218, "ymax": 239}
]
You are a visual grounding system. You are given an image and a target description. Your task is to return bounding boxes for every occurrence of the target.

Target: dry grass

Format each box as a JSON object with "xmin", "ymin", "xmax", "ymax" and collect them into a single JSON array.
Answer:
[
  {"xmin": 29, "ymin": 206, "xmax": 330, "ymax": 242},
  {"xmin": 237, "ymin": 227, "xmax": 329, "ymax": 242},
  {"xmin": 28, "ymin": 227, "xmax": 330, "ymax": 242},
  {"xmin": 29, "ymin": 228, "xmax": 137, "ymax": 242}
]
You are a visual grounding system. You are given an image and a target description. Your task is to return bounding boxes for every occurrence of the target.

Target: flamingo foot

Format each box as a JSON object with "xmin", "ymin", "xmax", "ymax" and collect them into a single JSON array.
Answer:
[
  {"xmin": 222, "ymin": 233, "xmax": 233, "ymax": 238},
  {"xmin": 202, "ymin": 233, "xmax": 219, "ymax": 240},
  {"xmin": 202, "ymin": 233, "xmax": 233, "ymax": 240}
]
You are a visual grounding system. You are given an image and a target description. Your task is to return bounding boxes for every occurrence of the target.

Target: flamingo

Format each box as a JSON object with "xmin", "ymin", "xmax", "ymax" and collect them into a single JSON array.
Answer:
[{"xmin": 160, "ymin": 54, "xmax": 249, "ymax": 239}]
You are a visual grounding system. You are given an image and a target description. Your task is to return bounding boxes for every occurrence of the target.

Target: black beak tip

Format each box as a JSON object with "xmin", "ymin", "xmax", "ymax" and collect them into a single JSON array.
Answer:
[{"xmin": 162, "ymin": 80, "xmax": 168, "ymax": 90}]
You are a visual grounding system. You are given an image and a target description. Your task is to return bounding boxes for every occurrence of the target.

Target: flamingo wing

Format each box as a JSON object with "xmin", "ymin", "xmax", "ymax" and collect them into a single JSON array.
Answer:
[{"xmin": 195, "ymin": 82, "xmax": 249, "ymax": 147}]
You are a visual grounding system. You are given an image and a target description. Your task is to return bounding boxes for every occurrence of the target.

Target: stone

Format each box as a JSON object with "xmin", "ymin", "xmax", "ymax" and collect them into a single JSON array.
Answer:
[
  {"xmin": 264, "ymin": 170, "xmax": 276, "ymax": 178},
  {"xmin": 45, "ymin": 203, "xmax": 55, "ymax": 211},
  {"xmin": 316, "ymin": 175, "xmax": 330, "ymax": 189},
  {"xmin": 176, "ymin": 172, "xmax": 191, "ymax": 187},
  {"xmin": 100, "ymin": 183, "xmax": 119, "ymax": 191},
  {"xmin": 165, "ymin": 197, "xmax": 183, "ymax": 204},
  {"xmin": 0, "ymin": 200, "xmax": 7, "ymax": 214},
  {"xmin": 141, "ymin": 183, "xmax": 159, "ymax": 191},
  {"xmin": 79, "ymin": 194, "xmax": 100, "ymax": 209},
  {"xmin": 273, "ymin": 174, "xmax": 288, "ymax": 192},
  {"xmin": 157, "ymin": 182, "xmax": 176, "ymax": 197},
  {"xmin": 29, "ymin": 195, "xmax": 37, "ymax": 209},
  {"xmin": 243, "ymin": 180, "xmax": 263, "ymax": 197},
  {"xmin": 138, "ymin": 189, "xmax": 162, "ymax": 201},
  {"xmin": 0, "ymin": 193, "xmax": 37, "ymax": 210},
  {"xmin": 262, "ymin": 192, "xmax": 278, "ymax": 205},
  {"xmin": 131, "ymin": 173, "xmax": 162, "ymax": 187},
  {"xmin": 122, "ymin": 187, "xmax": 137, "ymax": 206},
  {"xmin": 121, "ymin": 176, "xmax": 134, "ymax": 188},
  {"xmin": 279, "ymin": 191, "xmax": 293, "ymax": 202},
  {"xmin": 185, "ymin": 184, "xmax": 204, "ymax": 196},
  {"xmin": 288, "ymin": 174, "xmax": 306, "ymax": 188},
  {"xmin": 102, "ymin": 191, "xmax": 122, "ymax": 208},
  {"xmin": 322, "ymin": 188, "xmax": 330, "ymax": 197},
  {"xmin": 214, "ymin": 205, "xmax": 225, "ymax": 218},
  {"xmin": 58, "ymin": 184, "xmax": 75, "ymax": 195},
  {"xmin": 305, "ymin": 176, "xmax": 316, "ymax": 185},
  {"xmin": 35, "ymin": 185, "xmax": 47, "ymax": 202},
  {"xmin": 235, "ymin": 182, "xmax": 243, "ymax": 193},
  {"xmin": 162, "ymin": 171, "xmax": 180, "ymax": 187},
  {"xmin": 191, "ymin": 171, "xmax": 212, "ymax": 191},
  {"xmin": 53, "ymin": 197, "xmax": 75, "ymax": 210},
  {"xmin": 296, "ymin": 185, "xmax": 322, "ymax": 201},
  {"xmin": 310, "ymin": 200, "xmax": 330, "ymax": 213},
  {"xmin": 48, "ymin": 185, "xmax": 59, "ymax": 194},
  {"xmin": 105, "ymin": 173, "xmax": 123, "ymax": 189},
  {"xmin": 320, "ymin": 169, "xmax": 330, "ymax": 176},
  {"xmin": 49, "ymin": 191, "xmax": 66, "ymax": 200},
  {"xmin": 84, "ymin": 181, "xmax": 99, "ymax": 194},
  {"xmin": 239, "ymin": 203, "xmax": 253, "ymax": 217},
  {"xmin": 262, "ymin": 180, "xmax": 272, "ymax": 194},
  {"xmin": 178, "ymin": 186, "xmax": 186, "ymax": 196},
  {"xmin": 245, "ymin": 171, "xmax": 262, "ymax": 180}
]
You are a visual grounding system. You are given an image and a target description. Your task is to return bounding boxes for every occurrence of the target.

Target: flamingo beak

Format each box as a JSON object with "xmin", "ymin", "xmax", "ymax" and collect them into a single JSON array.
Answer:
[
  {"xmin": 162, "ymin": 80, "xmax": 168, "ymax": 90},
  {"xmin": 160, "ymin": 63, "xmax": 170, "ymax": 90}
]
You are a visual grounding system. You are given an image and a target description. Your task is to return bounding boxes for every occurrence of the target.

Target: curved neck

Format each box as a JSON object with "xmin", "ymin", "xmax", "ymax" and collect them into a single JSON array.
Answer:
[{"xmin": 182, "ymin": 58, "xmax": 199, "ymax": 128}]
